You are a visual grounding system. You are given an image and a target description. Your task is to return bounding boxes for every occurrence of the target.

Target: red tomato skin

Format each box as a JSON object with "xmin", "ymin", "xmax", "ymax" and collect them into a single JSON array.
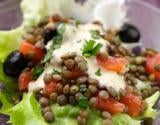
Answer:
[
  {"xmin": 44, "ymin": 80, "xmax": 57, "ymax": 97},
  {"xmin": 18, "ymin": 71, "xmax": 32, "ymax": 91},
  {"xmin": 146, "ymin": 53, "xmax": 160, "ymax": 80},
  {"xmin": 19, "ymin": 41, "xmax": 45, "ymax": 63},
  {"xmin": 98, "ymin": 98, "xmax": 125, "ymax": 114},
  {"xmin": 120, "ymin": 93, "xmax": 142, "ymax": 117},
  {"xmin": 96, "ymin": 54, "xmax": 128, "ymax": 73}
]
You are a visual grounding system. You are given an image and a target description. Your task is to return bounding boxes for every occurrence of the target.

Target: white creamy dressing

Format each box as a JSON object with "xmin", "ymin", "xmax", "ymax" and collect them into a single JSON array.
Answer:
[{"xmin": 29, "ymin": 23, "xmax": 126, "ymax": 92}]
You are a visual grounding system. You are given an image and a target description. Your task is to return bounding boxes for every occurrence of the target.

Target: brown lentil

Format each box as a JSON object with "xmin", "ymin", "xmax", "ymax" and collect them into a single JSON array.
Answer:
[
  {"xmin": 77, "ymin": 116, "xmax": 86, "ymax": 125},
  {"xmin": 63, "ymin": 84, "xmax": 70, "ymax": 94},
  {"xmin": 69, "ymin": 96, "xmax": 76, "ymax": 105},
  {"xmin": 107, "ymin": 87, "xmax": 117, "ymax": 97},
  {"xmin": 139, "ymin": 75, "xmax": 147, "ymax": 81},
  {"xmin": 35, "ymin": 40, "xmax": 45, "ymax": 49},
  {"xmin": 70, "ymin": 85, "xmax": 79, "ymax": 94},
  {"xmin": 44, "ymin": 74, "xmax": 53, "ymax": 84},
  {"xmin": 79, "ymin": 110, "xmax": 88, "ymax": 118},
  {"xmin": 154, "ymin": 64, "xmax": 160, "ymax": 71},
  {"xmin": 88, "ymin": 85, "xmax": 98, "ymax": 94},
  {"xmin": 84, "ymin": 90, "xmax": 92, "ymax": 98},
  {"xmin": 148, "ymin": 74, "xmax": 155, "ymax": 81},
  {"xmin": 57, "ymin": 95, "xmax": 67, "ymax": 106},
  {"xmin": 23, "ymin": 33, "xmax": 36, "ymax": 43},
  {"xmin": 99, "ymin": 90, "xmax": 109, "ymax": 100},
  {"xmin": 74, "ymin": 56, "xmax": 86, "ymax": 63},
  {"xmin": 137, "ymin": 66, "xmax": 146, "ymax": 73},
  {"xmin": 78, "ymin": 62, "xmax": 88, "ymax": 72},
  {"xmin": 52, "ymin": 74, "xmax": 62, "ymax": 81},
  {"xmin": 88, "ymin": 78, "xmax": 98, "ymax": 86},
  {"xmin": 62, "ymin": 69, "xmax": 72, "ymax": 79},
  {"xmin": 39, "ymin": 97, "xmax": 50, "ymax": 107},
  {"xmin": 75, "ymin": 92, "xmax": 83, "ymax": 101},
  {"xmin": 89, "ymin": 97, "xmax": 98, "ymax": 108},
  {"xmin": 102, "ymin": 119, "xmax": 113, "ymax": 125},
  {"xmin": 44, "ymin": 111, "xmax": 54, "ymax": 122},
  {"xmin": 64, "ymin": 59, "xmax": 75, "ymax": 69},
  {"xmin": 102, "ymin": 111, "xmax": 112, "ymax": 119},
  {"xmin": 135, "ymin": 56, "xmax": 145, "ymax": 65},
  {"xmin": 56, "ymin": 83, "xmax": 63, "ymax": 94},
  {"xmin": 49, "ymin": 93, "xmax": 58, "ymax": 102},
  {"xmin": 42, "ymin": 106, "xmax": 52, "ymax": 114}
]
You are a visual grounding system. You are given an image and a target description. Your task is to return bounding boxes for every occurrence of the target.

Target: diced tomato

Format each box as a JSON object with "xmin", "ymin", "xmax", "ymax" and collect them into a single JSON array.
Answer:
[
  {"xmin": 146, "ymin": 53, "xmax": 160, "ymax": 80},
  {"xmin": 98, "ymin": 97, "xmax": 125, "ymax": 114},
  {"xmin": 44, "ymin": 80, "xmax": 57, "ymax": 97},
  {"xmin": 120, "ymin": 93, "xmax": 142, "ymax": 117},
  {"xmin": 19, "ymin": 41, "xmax": 45, "ymax": 63},
  {"xmin": 71, "ymin": 68, "xmax": 87, "ymax": 80},
  {"xmin": 96, "ymin": 54, "xmax": 129, "ymax": 73},
  {"xmin": 18, "ymin": 71, "xmax": 32, "ymax": 91}
]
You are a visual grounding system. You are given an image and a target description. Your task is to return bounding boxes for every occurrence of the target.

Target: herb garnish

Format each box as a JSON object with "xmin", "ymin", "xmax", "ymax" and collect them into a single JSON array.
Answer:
[
  {"xmin": 42, "ymin": 35, "xmax": 63, "ymax": 63},
  {"xmin": 95, "ymin": 68, "xmax": 102, "ymax": 76},
  {"xmin": 82, "ymin": 40, "xmax": 103, "ymax": 58},
  {"xmin": 57, "ymin": 23, "xmax": 66, "ymax": 35},
  {"xmin": 90, "ymin": 30, "xmax": 101, "ymax": 39},
  {"xmin": 53, "ymin": 68, "xmax": 61, "ymax": 75},
  {"xmin": 78, "ymin": 96, "xmax": 88, "ymax": 108},
  {"xmin": 32, "ymin": 65, "xmax": 44, "ymax": 80}
]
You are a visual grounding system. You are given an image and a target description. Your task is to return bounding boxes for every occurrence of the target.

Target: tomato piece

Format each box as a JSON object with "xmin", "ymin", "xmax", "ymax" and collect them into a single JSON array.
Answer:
[
  {"xmin": 18, "ymin": 71, "xmax": 32, "ymax": 91},
  {"xmin": 44, "ymin": 80, "xmax": 57, "ymax": 96},
  {"xmin": 120, "ymin": 93, "xmax": 142, "ymax": 117},
  {"xmin": 146, "ymin": 53, "xmax": 160, "ymax": 80},
  {"xmin": 19, "ymin": 41, "xmax": 45, "ymax": 63},
  {"xmin": 98, "ymin": 97, "xmax": 125, "ymax": 114},
  {"xmin": 71, "ymin": 68, "xmax": 87, "ymax": 80},
  {"xmin": 96, "ymin": 54, "xmax": 128, "ymax": 73}
]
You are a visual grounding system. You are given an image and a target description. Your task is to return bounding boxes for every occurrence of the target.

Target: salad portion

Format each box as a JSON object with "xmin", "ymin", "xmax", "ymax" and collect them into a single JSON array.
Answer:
[{"xmin": 0, "ymin": 13, "xmax": 160, "ymax": 125}]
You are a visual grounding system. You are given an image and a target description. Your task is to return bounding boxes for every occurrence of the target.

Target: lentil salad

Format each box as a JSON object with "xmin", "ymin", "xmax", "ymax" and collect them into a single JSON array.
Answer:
[
  {"xmin": 0, "ymin": 0, "xmax": 160, "ymax": 125},
  {"xmin": 1, "ymin": 14, "xmax": 160, "ymax": 125}
]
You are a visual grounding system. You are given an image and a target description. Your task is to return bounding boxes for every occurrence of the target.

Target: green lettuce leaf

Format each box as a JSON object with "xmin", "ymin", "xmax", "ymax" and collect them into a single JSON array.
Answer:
[
  {"xmin": 0, "ymin": 28, "xmax": 23, "ymax": 62},
  {"xmin": 0, "ymin": 91, "xmax": 14, "ymax": 112},
  {"xmin": 6, "ymin": 93, "xmax": 47, "ymax": 125},
  {"xmin": 20, "ymin": 0, "xmax": 48, "ymax": 27},
  {"xmin": 112, "ymin": 114, "xmax": 141, "ymax": 125},
  {"xmin": 142, "ymin": 91, "xmax": 160, "ymax": 119}
]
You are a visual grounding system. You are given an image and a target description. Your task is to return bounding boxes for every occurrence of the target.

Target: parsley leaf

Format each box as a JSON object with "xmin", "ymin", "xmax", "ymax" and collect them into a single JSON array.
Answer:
[
  {"xmin": 57, "ymin": 23, "xmax": 66, "ymax": 35},
  {"xmin": 42, "ymin": 35, "xmax": 63, "ymax": 63},
  {"xmin": 95, "ymin": 68, "xmax": 101, "ymax": 76},
  {"xmin": 53, "ymin": 69, "xmax": 61, "ymax": 75},
  {"xmin": 90, "ymin": 30, "xmax": 101, "ymax": 39},
  {"xmin": 32, "ymin": 65, "xmax": 44, "ymax": 80},
  {"xmin": 82, "ymin": 40, "xmax": 103, "ymax": 58},
  {"xmin": 75, "ymin": 20, "xmax": 81, "ymax": 27}
]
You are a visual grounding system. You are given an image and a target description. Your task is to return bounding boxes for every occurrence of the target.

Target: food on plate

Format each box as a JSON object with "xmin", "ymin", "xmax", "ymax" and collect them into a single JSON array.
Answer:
[{"xmin": 0, "ymin": 0, "xmax": 160, "ymax": 125}]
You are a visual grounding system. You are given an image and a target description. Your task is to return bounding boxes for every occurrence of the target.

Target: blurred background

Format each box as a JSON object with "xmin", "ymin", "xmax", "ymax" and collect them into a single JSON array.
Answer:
[{"xmin": 0, "ymin": 0, "xmax": 160, "ymax": 30}]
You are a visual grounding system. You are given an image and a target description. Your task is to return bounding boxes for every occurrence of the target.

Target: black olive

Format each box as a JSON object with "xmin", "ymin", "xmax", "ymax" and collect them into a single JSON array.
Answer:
[
  {"xmin": 118, "ymin": 23, "xmax": 141, "ymax": 43},
  {"xmin": 44, "ymin": 27, "xmax": 57, "ymax": 44},
  {"xmin": 3, "ymin": 50, "xmax": 28, "ymax": 77}
]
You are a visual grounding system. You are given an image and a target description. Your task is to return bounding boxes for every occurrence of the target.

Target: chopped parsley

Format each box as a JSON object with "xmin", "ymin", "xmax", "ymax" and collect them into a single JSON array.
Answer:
[
  {"xmin": 78, "ymin": 96, "xmax": 88, "ymax": 108},
  {"xmin": 42, "ymin": 35, "xmax": 63, "ymax": 63},
  {"xmin": 82, "ymin": 40, "xmax": 103, "ymax": 58},
  {"xmin": 32, "ymin": 65, "xmax": 44, "ymax": 80},
  {"xmin": 75, "ymin": 20, "xmax": 81, "ymax": 27},
  {"xmin": 57, "ymin": 23, "xmax": 66, "ymax": 35},
  {"xmin": 95, "ymin": 68, "xmax": 102, "ymax": 76},
  {"xmin": 53, "ymin": 68, "xmax": 61, "ymax": 75},
  {"xmin": 90, "ymin": 30, "xmax": 101, "ymax": 39}
]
